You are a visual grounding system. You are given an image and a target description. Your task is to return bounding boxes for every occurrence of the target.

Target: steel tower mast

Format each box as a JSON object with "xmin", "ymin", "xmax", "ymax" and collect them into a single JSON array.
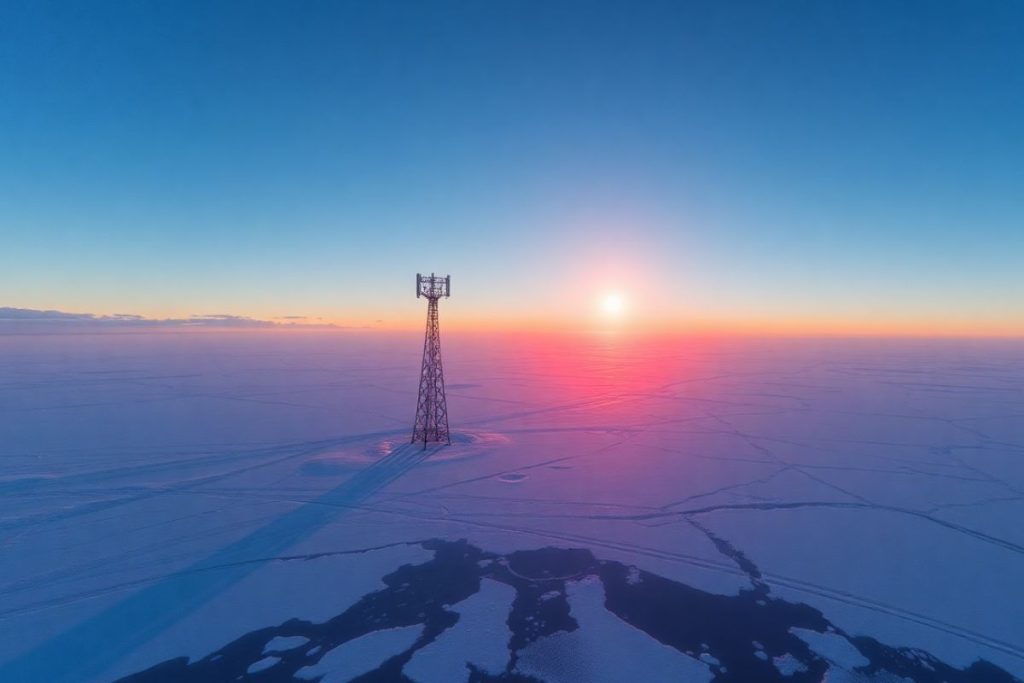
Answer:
[{"xmin": 411, "ymin": 273, "xmax": 451, "ymax": 447}]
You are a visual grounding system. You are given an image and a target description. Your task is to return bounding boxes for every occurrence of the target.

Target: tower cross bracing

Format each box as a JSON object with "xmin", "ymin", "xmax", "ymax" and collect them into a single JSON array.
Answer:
[{"xmin": 411, "ymin": 273, "xmax": 450, "ymax": 447}]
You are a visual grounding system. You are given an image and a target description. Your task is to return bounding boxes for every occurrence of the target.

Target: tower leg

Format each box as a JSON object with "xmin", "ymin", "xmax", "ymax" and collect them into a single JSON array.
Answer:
[{"xmin": 412, "ymin": 297, "xmax": 450, "ymax": 447}]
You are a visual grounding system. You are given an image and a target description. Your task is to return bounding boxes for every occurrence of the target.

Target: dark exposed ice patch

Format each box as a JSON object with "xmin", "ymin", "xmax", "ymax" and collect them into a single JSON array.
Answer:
[{"xmin": 118, "ymin": 540, "xmax": 1022, "ymax": 683}]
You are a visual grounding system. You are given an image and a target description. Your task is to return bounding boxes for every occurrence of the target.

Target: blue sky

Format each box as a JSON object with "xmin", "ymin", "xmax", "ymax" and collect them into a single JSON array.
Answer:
[{"xmin": 2, "ymin": 1, "xmax": 1022, "ymax": 332}]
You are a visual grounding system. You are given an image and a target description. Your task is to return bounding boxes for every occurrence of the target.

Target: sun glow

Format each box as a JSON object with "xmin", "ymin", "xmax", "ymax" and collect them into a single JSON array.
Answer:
[{"xmin": 601, "ymin": 292, "xmax": 626, "ymax": 317}]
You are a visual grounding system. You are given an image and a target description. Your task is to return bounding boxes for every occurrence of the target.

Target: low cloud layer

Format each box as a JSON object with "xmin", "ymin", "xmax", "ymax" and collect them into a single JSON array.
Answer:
[{"xmin": 0, "ymin": 308, "xmax": 337, "ymax": 332}]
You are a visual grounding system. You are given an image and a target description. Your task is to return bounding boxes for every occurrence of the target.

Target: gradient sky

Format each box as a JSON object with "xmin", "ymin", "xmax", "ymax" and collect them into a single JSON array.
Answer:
[{"xmin": 2, "ymin": 1, "xmax": 1022, "ymax": 334}]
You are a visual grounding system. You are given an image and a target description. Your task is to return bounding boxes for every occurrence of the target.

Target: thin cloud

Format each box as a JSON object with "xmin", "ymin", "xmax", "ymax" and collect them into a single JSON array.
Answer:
[{"xmin": 0, "ymin": 307, "xmax": 339, "ymax": 332}]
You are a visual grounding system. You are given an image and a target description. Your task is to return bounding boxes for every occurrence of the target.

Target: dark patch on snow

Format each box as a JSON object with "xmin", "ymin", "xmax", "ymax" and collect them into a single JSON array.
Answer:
[
  {"xmin": 689, "ymin": 518, "xmax": 769, "ymax": 597},
  {"xmin": 490, "ymin": 547, "xmax": 589, "ymax": 666},
  {"xmin": 598, "ymin": 560, "xmax": 828, "ymax": 682},
  {"xmin": 118, "ymin": 540, "xmax": 1022, "ymax": 683},
  {"xmin": 852, "ymin": 637, "xmax": 1021, "ymax": 683}
]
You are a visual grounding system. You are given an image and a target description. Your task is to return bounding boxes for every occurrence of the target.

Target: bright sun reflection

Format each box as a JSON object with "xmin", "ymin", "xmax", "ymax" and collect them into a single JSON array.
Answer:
[{"xmin": 601, "ymin": 293, "xmax": 626, "ymax": 317}]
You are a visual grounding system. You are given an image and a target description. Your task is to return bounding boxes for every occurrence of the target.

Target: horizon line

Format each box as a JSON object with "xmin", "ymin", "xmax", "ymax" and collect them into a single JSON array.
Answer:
[{"xmin": 1, "ymin": 306, "xmax": 1022, "ymax": 340}]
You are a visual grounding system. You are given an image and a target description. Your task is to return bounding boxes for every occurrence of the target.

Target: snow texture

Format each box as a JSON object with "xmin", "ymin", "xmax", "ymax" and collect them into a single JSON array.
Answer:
[
  {"xmin": 246, "ymin": 656, "xmax": 279, "ymax": 674},
  {"xmin": 263, "ymin": 635, "xmax": 310, "ymax": 654},
  {"xmin": 0, "ymin": 331, "xmax": 1021, "ymax": 682},
  {"xmin": 774, "ymin": 652, "xmax": 809, "ymax": 676},
  {"xmin": 514, "ymin": 575, "xmax": 714, "ymax": 683},
  {"xmin": 294, "ymin": 625, "xmax": 422, "ymax": 681},
  {"xmin": 404, "ymin": 578, "xmax": 515, "ymax": 681},
  {"xmin": 792, "ymin": 627, "xmax": 870, "ymax": 669}
]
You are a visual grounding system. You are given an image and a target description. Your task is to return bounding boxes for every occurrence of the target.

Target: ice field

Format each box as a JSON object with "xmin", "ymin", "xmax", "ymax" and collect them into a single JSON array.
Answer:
[{"xmin": 0, "ymin": 330, "xmax": 1022, "ymax": 682}]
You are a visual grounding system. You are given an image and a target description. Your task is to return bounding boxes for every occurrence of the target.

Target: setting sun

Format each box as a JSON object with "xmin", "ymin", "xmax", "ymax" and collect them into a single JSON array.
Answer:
[{"xmin": 601, "ymin": 293, "xmax": 626, "ymax": 317}]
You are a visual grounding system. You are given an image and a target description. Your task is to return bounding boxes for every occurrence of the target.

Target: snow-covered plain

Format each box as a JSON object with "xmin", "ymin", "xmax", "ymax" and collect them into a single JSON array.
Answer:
[{"xmin": 0, "ymin": 330, "xmax": 1022, "ymax": 682}]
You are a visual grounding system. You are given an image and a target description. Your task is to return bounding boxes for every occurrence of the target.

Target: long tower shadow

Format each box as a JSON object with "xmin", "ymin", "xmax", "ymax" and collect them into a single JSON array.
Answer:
[{"xmin": 0, "ymin": 441, "xmax": 436, "ymax": 683}]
